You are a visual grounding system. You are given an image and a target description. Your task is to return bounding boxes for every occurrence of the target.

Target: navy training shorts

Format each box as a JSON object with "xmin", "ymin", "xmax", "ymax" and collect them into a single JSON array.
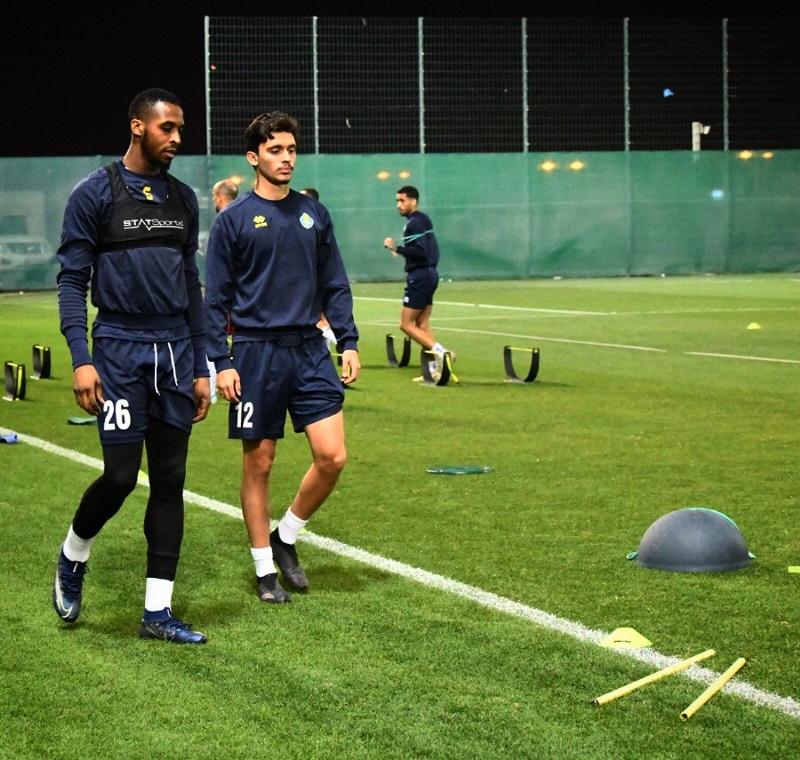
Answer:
[
  {"xmin": 403, "ymin": 266, "xmax": 439, "ymax": 310},
  {"xmin": 92, "ymin": 336, "xmax": 196, "ymax": 445},
  {"xmin": 228, "ymin": 336, "xmax": 345, "ymax": 440}
]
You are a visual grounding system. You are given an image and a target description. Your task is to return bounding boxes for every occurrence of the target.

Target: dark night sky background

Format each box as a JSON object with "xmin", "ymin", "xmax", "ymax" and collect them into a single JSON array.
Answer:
[{"xmin": 0, "ymin": 1, "xmax": 790, "ymax": 158}]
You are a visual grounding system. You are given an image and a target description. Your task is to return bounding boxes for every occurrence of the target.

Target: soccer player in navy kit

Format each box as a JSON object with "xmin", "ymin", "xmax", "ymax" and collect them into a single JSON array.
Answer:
[
  {"xmin": 53, "ymin": 89, "xmax": 210, "ymax": 644},
  {"xmin": 205, "ymin": 112, "xmax": 360, "ymax": 603},
  {"xmin": 383, "ymin": 186, "xmax": 455, "ymax": 381}
]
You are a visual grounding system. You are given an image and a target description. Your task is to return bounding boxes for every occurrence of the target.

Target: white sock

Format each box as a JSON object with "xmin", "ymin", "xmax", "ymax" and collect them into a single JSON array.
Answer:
[
  {"xmin": 278, "ymin": 509, "xmax": 308, "ymax": 545},
  {"xmin": 145, "ymin": 578, "xmax": 174, "ymax": 612},
  {"xmin": 431, "ymin": 342, "xmax": 447, "ymax": 356},
  {"xmin": 63, "ymin": 525, "xmax": 94, "ymax": 563},
  {"xmin": 251, "ymin": 546, "xmax": 275, "ymax": 578}
]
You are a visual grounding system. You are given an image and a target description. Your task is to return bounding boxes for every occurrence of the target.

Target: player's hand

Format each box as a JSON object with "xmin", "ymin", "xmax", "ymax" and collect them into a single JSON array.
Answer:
[
  {"xmin": 216, "ymin": 368, "xmax": 241, "ymax": 402},
  {"xmin": 193, "ymin": 376, "xmax": 211, "ymax": 423},
  {"xmin": 72, "ymin": 364, "xmax": 103, "ymax": 416},
  {"xmin": 383, "ymin": 237, "xmax": 396, "ymax": 251},
  {"xmin": 341, "ymin": 349, "xmax": 361, "ymax": 385}
]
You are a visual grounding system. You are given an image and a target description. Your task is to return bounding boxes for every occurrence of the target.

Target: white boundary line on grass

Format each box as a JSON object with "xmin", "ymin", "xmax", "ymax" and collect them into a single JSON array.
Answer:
[
  {"xmin": 355, "ymin": 296, "xmax": 606, "ymax": 315},
  {"xmin": 686, "ymin": 351, "xmax": 800, "ymax": 365},
  {"xmin": 13, "ymin": 430, "xmax": 800, "ymax": 722},
  {"xmin": 363, "ymin": 321, "xmax": 667, "ymax": 352},
  {"xmin": 359, "ymin": 297, "xmax": 800, "ymax": 363},
  {"xmin": 366, "ymin": 320, "xmax": 800, "ymax": 364}
]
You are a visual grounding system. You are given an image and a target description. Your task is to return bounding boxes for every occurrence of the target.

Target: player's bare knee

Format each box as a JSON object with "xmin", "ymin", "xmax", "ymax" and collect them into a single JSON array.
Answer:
[
  {"xmin": 316, "ymin": 448, "xmax": 346, "ymax": 477},
  {"xmin": 245, "ymin": 456, "xmax": 274, "ymax": 481}
]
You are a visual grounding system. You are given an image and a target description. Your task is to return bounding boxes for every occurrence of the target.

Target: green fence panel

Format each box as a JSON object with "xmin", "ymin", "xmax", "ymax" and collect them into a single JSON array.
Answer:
[{"xmin": 1, "ymin": 151, "xmax": 798, "ymax": 291}]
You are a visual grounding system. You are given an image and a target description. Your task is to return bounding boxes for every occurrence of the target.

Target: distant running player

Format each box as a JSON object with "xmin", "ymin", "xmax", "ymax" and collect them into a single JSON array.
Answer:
[{"xmin": 383, "ymin": 185, "xmax": 455, "ymax": 381}]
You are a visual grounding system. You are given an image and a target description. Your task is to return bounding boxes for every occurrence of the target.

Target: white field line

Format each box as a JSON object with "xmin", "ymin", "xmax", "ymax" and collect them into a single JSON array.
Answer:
[
  {"xmin": 355, "ymin": 295, "xmax": 800, "ymax": 317},
  {"xmin": 359, "ymin": 297, "xmax": 799, "ymax": 363},
  {"xmin": 686, "ymin": 352, "xmax": 800, "ymax": 365},
  {"xmin": 12, "ymin": 430, "xmax": 799, "ymax": 722},
  {"xmin": 356, "ymin": 296, "xmax": 605, "ymax": 315},
  {"xmin": 363, "ymin": 321, "xmax": 666, "ymax": 352}
]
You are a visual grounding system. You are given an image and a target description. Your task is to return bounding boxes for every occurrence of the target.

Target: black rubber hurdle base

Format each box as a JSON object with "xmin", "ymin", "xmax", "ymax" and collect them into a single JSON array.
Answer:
[
  {"xmin": 4, "ymin": 361, "xmax": 26, "ymax": 401},
  {"xmin": 420, "ymin": 350, "xmax": 457, "ymax": 386},
  {"xmin": 504, "ymin": 345, "xmax": 540, "ymax": 382},
  {"xmin": 386, "ymin": 334, "xmax": 411, "ymax": 367},
  {"xmin": 32, "ymin": 344, "xmax": 51, "ymax": 379}
]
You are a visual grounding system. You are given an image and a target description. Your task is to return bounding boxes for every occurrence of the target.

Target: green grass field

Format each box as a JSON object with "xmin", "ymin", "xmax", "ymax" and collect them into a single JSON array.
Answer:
[{"xmin": 1, "ymin": 274, "xmax": 798, "ymax": 759}]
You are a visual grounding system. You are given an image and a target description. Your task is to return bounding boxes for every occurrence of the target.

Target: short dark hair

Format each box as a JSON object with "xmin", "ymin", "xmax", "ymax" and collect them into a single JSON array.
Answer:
[
  {"xmin": 397, "ymin": 185, "xmax": 419, "ymax": 200},
  {"xmin": 301, "ymin": 187, "xmax": 319, "ymax": 201},
  {"xmin": 244, "ymin": 112, "xmax": 300, "ymax": 154},
  {"xmin": 129, "ymin": 88, "xmax": 181, "ymax": 120}
]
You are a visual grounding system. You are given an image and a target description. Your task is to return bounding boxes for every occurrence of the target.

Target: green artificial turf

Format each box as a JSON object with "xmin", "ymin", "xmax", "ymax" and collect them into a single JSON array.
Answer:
[{"xmin": 0, "ymin": 275, "xmax": 798, "ymax": 759}]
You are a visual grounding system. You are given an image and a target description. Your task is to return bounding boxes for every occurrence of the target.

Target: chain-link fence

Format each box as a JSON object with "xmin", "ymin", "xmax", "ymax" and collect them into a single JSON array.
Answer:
[{"xmin": 206, "ymin": 16, "xmax": 799, "ymax": 154}]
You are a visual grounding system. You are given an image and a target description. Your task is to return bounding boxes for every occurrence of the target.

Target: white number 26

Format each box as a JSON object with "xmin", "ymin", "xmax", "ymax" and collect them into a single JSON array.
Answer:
[{"xmin": 103, "ymin": 398, "xmax": 131, "ymax": 430}]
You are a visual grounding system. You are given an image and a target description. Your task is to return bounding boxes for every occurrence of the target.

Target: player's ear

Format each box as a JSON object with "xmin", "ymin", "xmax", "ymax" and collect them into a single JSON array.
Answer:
[
  {"xmin": 131, "ymin": 119, "xmax": 144, "ymax": 138},
  {"xmin": 246, "ymin": 151, "xmax": 258, "ymax": 167}
]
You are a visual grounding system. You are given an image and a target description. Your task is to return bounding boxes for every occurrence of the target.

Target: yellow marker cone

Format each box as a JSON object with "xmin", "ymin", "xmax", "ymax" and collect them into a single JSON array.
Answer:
[
  {"xmin": 746, "ymin": 323, "xmax": 761, "ymax": 330},
  {"xmin": 600, "ymin": 627, "xmax": 652, "ymax": 649}
]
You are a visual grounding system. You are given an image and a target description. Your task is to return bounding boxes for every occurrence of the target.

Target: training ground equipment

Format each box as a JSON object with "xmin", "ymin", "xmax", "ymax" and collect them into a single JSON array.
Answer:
[
  {"xmin": 427, "ymin": 465, "xmax": 494, "ymax": 475},
  {"xmin": 386, "ymin": 333, "xmax": 411, "ymax": 367},
  {"xmin": 599, "ymin": 627, "xmax": 652, "ymax": 649},
  {"xmin": 32, "ymin": 344, "xmax": 51, "ymax": 379},
  {"xmin": 681, "ymin": 657, "xmax": 746, "ymax": 720},
  {"xmin": 4, "ymin": 361, "xmax": 26, "ymax": 400},
  {"xmin": 504, "ymin": 345, "xmax": 540, "ymax": 382},
  {"xmin": 591, "ymin": 649, "xmax": 715, "ymax": 706},
  {"xmin": 420, "ymin": 350, "xmax": 457, "ymax": 386},
  {"xmin": 632, "ymin": 507, "xmax": 751, "ymax": 572}
]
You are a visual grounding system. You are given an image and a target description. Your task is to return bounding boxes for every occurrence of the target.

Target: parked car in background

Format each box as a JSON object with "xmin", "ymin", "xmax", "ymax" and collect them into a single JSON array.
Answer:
[{"xmin": 0, "ymin": 236, "xmax": 59, "ymax": 291}]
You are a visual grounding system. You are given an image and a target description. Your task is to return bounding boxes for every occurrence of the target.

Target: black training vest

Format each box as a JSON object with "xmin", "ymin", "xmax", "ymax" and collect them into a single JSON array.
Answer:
[{"xmin": 97, "ymin": 162, "xmax": 189, "ymax": 253}]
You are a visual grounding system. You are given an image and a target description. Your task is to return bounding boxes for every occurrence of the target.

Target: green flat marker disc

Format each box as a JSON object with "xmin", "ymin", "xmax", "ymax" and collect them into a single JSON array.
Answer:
[
  {"xmin": 67, "ymin": 416, "xmax": 98, "ymax": 425},
  {"xmin": 427, "ymin": 465, "xmax": 494, "ymax": 475}
]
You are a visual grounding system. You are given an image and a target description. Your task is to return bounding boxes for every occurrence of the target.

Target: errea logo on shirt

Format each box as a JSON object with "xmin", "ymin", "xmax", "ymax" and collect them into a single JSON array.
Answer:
[
  {"xmin": 123, "ymin": 219, "xmax": 185, "ymax": 231},
  {"xmin": 253, "ymin": 215, "xmax": 268, "ymax": 229}
]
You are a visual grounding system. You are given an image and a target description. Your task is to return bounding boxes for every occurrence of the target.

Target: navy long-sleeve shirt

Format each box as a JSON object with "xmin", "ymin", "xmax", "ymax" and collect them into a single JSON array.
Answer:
[
  {"xmin": 204, "ymin": 189, "xmax": 358, "ymax": 372},
  {"xmin": 56, "ymin": 159, "xmax": 208, "ymax": 377},
  {"xmin": 395, "ymin": 210, "xmax": 439, "ymax": 272}
]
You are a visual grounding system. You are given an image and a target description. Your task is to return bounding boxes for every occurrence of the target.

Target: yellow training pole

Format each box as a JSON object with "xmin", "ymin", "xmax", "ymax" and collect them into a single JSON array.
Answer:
[
  {"xmin": 680, "ymin": 657, "xmax": 746, "ymax": 720},
  {"xmin": 591, "ymin": 649, "xmax": 716, "ymax": 707}
]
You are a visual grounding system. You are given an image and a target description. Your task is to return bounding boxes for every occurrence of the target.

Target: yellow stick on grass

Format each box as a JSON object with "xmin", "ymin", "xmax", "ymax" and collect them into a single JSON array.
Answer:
[
  {"xmin": 680, "ymin": 657, "xmax": 746, "ymax": 720},
  {"xmin": 591, "ymin": 649, "xmax": 716, "ymax": 706}
]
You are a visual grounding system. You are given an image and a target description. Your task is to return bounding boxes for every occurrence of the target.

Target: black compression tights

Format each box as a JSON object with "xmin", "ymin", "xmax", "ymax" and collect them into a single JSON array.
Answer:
[{"xmin": 71, "ymin": 419, "xmax": 190, "ymax": 581}]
